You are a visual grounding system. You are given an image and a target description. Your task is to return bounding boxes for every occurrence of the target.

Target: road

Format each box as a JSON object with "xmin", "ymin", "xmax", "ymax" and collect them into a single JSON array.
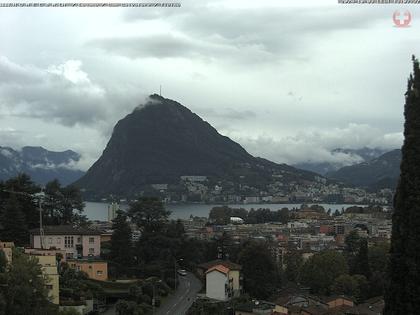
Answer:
[
  {"xmin": 155, "ymin": 272, "xmax": 202, "ymax": 315},
  {"xmin": 102, "ymin": 304, "xmax": 116, "ymax": 315}
]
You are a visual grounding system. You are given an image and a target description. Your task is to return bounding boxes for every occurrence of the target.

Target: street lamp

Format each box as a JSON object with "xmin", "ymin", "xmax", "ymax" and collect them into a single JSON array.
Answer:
[
  {"xmin": 152, "ymin": 279, "xmax": 162, "ymax": 315},
  {"xmin": 174, "ymin": 258, "xmax": 183, "ymax": 291}
]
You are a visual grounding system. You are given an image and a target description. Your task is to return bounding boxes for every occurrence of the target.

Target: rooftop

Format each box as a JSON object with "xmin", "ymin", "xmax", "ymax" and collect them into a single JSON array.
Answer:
[
  {"xmin": 198, "ymin": 259, "xmax": 242, "ymax": 271},
  {"xmin": 29, "ymin": 225, "xmax": 101, "ymax": 236},
  {"xmin": 67, "ymin": 259, "xmax": 107, "ymax": 263},
  {"xmin": 206, "ymin": 264, "xmax": 230, "ymax": 275}
]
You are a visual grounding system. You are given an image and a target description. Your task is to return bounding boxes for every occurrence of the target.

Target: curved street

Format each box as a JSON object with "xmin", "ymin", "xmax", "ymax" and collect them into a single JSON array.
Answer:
[{"xmin": 155, "ymin": 272, "xmax": 202, "ymax": 315}]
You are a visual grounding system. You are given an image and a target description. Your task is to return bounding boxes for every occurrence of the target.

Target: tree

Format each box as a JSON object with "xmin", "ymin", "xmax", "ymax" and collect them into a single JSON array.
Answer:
[
  {"xmin": 110, "ymin": 210, "xmax": 133, "ymax": 276},
  {"xmin": 353, "ymin": 239, "xmax": 371, "ymax": 279},
  {"xmin": 367, "ymin": 242, "xmax": 390, "ymax": 297},
  {"xmin": 238, "ymin": 242, "xmax": 278, "ymax": 299},
  {"xmin": 331, "ymin": 274, "xmax": 359, "ymax": 298},
  {"xmin": 1, "ymin": 174, "xmax": 40, "ymax": 230},
  {"xmin": 345, "ymin": 231, "xmax": 361, "ymax": 254},
  {"xmin": 116, "ymin": 300, "xmax": 143, "ymax": 315},
  {"xmin": 43, "ymin": 180, "xmax": 85, "ymax": 225},
  {"xmin": 331, "ymin": 274, "xmax": 369, "ymax": 303},
  {"xmin": 385, "ymin": 56, "xmax": 420, "ymax": 314},
  {"xmin": 209, "ymin": 206, "xmax": 232, "ymax": 225},
  {"xmin": 0, "ymin": 251, "xmax": 6, "ymax": 273},
  {"xmin": 128, "ymin": 198, "xmax": 171, "ymax": 234},
  {"xmin": 301, "ymin": 250, "xmax": 348, "ymax": 295},
  {"xmin": 344, "ymin": 230, "xmax": 361, "ymax": 275},
  {"xmin": 285, "ymin": 251, "xmax": 303, "ymax": 283},
  {"xmin": 59, "ymin": 309, "xmax": 81, "ymax": 315},
  {"xmin": 2, "ymin": 249, "xmax": 53, "ymax": 315},
  {"xmin": 278, "ymin": 208, "xmax": 290, "ymax": 224},
  {"xmin": 59, "ymin": 264, "xmax": 103, "ymax": 302},
  {"xmin": 0, "ymin": 195, "xmax": 28, "ymax": 246}
]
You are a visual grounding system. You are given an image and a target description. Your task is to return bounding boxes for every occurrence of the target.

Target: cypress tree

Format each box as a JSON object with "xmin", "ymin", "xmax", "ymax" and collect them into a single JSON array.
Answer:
[
  {"xmin": 0, "ymin": 195, "xmax": 28, "ymax": 246},
  {"xmin": 110, "ymin": 210, "xmax": 133, "ymax": 276},
  {"xmin": 354, "ymin": 239, "xmax": 371, "ymax": 279},
  {"xmin": 384, "ymin": 56, "xmax": 420, "ymax": 314}
]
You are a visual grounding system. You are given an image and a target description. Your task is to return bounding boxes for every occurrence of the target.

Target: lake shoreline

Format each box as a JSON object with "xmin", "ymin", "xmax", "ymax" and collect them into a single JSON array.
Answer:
[{"xmin": 83, "ymin": 201, "xmax": 375, "ymax": 222}]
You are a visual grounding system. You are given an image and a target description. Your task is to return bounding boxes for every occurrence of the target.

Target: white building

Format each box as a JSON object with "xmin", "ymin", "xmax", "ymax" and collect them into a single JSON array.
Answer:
[
  {"xmin": 205, "ymin": 264, "xmax": 241, "ymax": 301},
  {"xmin": 230, "ymin": 217, "xmax": 244, "ymax": 224},
  {"xmin": 108, "ymin": 202, "xmax": 119, "ymax": 222}
]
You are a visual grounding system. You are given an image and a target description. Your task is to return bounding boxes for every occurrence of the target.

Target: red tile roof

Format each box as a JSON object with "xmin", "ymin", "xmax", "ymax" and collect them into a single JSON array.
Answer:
[{"xmin": 206, "ymin": 264, "xmax": 230, "ymax": 275}]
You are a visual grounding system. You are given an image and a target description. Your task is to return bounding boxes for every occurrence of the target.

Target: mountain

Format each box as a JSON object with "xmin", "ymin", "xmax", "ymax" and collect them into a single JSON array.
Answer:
[
  {"xmin": 293, "ymin": 147, "xmax": 389, "ymax": 175},
  {"xmin": 0, "ymin": 146, "xmax": 85, "ymax": 185},
  {"xmin": 75, "ymin": 94, "xmax": 322, "ymax": 198},
  {"xmin": 325, "ymin": 149, "xmax": 402, "ymax": 190}
]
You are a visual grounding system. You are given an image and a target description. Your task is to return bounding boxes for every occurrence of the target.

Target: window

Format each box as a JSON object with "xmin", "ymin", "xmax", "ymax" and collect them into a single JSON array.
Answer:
[
  {"xmin": 57, "ymin": 237, "xmax": 61, "ymax": 244},
  {"xmin": 76, "ymin": 266, "xmax": 81, "ymax": 271},
  {"xmin": 77, "ymin": 237, "xmax": 81, "ymax": 243},
  {"xmin": 64, "ymin": 236, "xmax": 74, "ymax": 248},
  {"xmin": 97, "ymin": 270, "xmax": 103, "ymax": 276},
  {"xmin": 89, "ymin": 237, "xmax": 95, "ymax": 243},
  {"xmin": 88, "ymin": 265, "xmax": 92, "ymax": 269},
  {"xmin": 48, "ymin": 237, "xmax": 53, "ymax": 244},
  {"xmin": 89, "ymin": 248, "xmax": 95, "ymax": 255}
]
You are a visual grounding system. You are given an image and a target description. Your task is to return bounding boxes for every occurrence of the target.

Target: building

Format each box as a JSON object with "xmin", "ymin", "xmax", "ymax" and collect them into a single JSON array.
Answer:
[
  {"xmin": 25, "ymin": 248, "xmax": 67, "ymax": 262},
  {"xmin": 27, "ymin": 252, "xmax": 60, "ymax": 305},
  {"xmin": 29, "ymin": 225, "xmax": 101, "ymax": 259},
  {"xmin": 235, "ymin": 301, "xmax": 288, "ymax": 315},
  {"xmin": 180, "ymin": 175, "xmax": 207, "ymax": 182},
  {"xmin": 205, "ymin": 262, "xmax": 242, "ymax": 301},
  {"xmin": 0, "ymin": 241, "xmax": 14, "ymax": 264},
  {"xmin": 67, "ymin": 259, "xmax": 108, "ymax": 281},
  {"xmin": 108, "ymin": 202, "xmax": 119, "ymax": 222},
  {"xmin": 231, "ymin": 217, "xmax": 245, "ymax": 224},
  {"xmin": 100, "ymin": 230, "xmax": 113, "ymax": 243}
]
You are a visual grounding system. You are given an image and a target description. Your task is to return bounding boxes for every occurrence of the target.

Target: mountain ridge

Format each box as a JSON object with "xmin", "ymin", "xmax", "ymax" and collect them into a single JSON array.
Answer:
[
  {"xmin": 325, "ymin": 149, "xmax": 401, "ymax": 190},
  {"xmin": 0, "ymin": 146, "xmax": 85, "ymax": 185},
  {"xmin": 75, "ymin": 94, "xmax": 323, "ymax": 198},
  {"xmin": 293, "ymin": 147, "xmax": 390, "ymax": 175}
]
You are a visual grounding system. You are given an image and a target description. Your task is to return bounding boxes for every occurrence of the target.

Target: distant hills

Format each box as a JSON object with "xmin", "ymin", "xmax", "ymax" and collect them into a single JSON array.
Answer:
[
  {"xmin": 0, "ymin": 146, "xmax": 85, "ymax": 185},
  {"xmin": 294, "ymin": 147, "xmax": 389, "ymax": 175},
  {"xmin": 326, "ymin": 149, "xmax": 401, "ymax": 190},
  {"xmin": 75, "ymin": 94, "xmax": 322, "ymax": 198}
]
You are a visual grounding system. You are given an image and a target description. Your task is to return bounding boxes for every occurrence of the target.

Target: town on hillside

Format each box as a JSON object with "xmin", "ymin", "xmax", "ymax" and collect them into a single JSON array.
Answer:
[{"xmin": 0, "ymin": 174, "xmax": 391, "ymax": 315}]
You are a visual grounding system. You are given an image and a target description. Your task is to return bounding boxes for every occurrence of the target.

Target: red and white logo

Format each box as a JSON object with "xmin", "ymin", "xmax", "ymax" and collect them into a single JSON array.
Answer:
[{"xmin": 393, "ymin": 10, "xmax": 412, "ymax": 28}]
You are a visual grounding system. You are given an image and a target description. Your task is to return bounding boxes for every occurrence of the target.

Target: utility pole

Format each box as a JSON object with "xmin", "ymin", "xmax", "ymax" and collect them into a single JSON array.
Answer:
[
  {"xmin": 174, "ymin": 259, "xmax": 177, "ymax": 291},
  {"xmin": 35, "ymin": 192, "xmax": 45, "ymax": 249},
  {"xmin": 152, "ymin": 279, "xmax": 161, "ymax": 315}
]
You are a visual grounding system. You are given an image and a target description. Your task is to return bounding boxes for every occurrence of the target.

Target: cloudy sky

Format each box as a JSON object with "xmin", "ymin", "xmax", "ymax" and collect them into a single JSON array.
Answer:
[{"xmin": 0, "ymin": 0, "xmax": 419, "ymax": 170}]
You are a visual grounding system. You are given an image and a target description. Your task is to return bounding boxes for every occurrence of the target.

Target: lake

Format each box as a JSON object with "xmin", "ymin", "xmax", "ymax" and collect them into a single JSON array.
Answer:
[{"xmin": 83, "ymin": 201, "xmax": 365, "ymax": 221}]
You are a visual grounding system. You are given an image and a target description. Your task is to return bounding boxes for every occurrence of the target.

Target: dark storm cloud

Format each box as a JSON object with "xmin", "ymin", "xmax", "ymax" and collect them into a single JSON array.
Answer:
[
  {"xmin": 0, "ymin": 57, "xmax": 137, "ymax": 128},
  {"xmin": 0, "ymin": 0, "xmax": 414, "ymax": 169},
  {"xmin": 90, "ymin": 34, "xmax": 200, "ymax": 59},
  {"xmin": 92, "ymin": 3, "xmax": 389, "ymax": 62}
]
